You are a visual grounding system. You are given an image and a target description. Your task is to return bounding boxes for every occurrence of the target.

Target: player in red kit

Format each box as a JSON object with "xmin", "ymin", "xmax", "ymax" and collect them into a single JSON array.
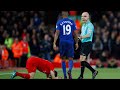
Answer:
[{"xmin": 10, "ymin": 56, "xmax": 60, "ymax": 79}]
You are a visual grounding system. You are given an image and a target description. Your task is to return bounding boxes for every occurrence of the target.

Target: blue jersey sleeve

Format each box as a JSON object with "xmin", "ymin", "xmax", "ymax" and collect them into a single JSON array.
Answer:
[{"xmin": 56, "ymin": 20, "xmax": 61, "ymax": 30}]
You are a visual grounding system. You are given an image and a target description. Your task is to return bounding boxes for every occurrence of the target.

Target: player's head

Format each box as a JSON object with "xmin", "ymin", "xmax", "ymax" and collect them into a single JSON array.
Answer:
[
  {"xmin": 81, "ymin": 12, "xmax": 90, "ymax": 23},
  {"xmin": 61, "ymin": 11, "xmax": 69, "ymax": 18},
  {"xmin": 48, "ymin": 70, "xmax": 58, "ymax": 79}
]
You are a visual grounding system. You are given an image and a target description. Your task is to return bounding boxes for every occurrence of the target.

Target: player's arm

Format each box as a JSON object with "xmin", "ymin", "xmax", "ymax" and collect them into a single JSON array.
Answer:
[
  {"xmin": 79, "ymin": 26, "xmax": 93, "ymax": 39},
  {"xmin": 80, "ymin": 33, "xmax": 91, "ymax": 39},
  {"xmin": 53, "ymin": 30, "xmax": 60, "ymax": 49},
  {"xmin": 73, "ymin": 30, "xmax": 79, "ymax": 50},
  {"xmin": 73, "ymin": 30, "xmax": 79, "ymax": 44},
  {"xmin": 72, "ymin": 21, "xmax": 79, "ymax": 50},
  {"xmin": 50, "ymin": 70, "xmax": 58, "ymax": 79},
  {"xmin": 80, "ymin": 24, "xmax": 94, "ymax": 39}
]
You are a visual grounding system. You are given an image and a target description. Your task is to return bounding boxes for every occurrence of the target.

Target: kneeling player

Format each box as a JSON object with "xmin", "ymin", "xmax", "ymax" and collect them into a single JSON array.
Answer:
[{"xmin": 10, "ymin": 56, "xmax": 61, "ymax": 79}]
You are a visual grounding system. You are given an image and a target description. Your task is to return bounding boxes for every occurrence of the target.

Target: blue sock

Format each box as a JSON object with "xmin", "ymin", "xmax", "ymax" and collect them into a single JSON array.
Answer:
[
  {"xmin": 61, "ymin": 61, "xmax": 67, "ymax": 77},
  {"xmin": 68, "ymin": 60, "xmax": 73, "ymax": 72}
]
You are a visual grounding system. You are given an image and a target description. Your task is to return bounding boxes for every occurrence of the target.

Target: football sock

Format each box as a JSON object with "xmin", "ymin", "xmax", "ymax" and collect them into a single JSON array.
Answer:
[
  {"xmin": 62, "ymin": 61, "xmax": 67, "ymax": 77},
  {"xmin": 16, "ymin": 72, "xmax": 30, "ymax": 79},
  {"xmin": 83, "ymin": 61, "xmax": 95, "ymax": 73},
  {"xmin": 80, "ymin": 61, "xmax": 85, "ymax": 77},
  {"xmin": 68, "ymin": 60, "xmax": 73, "ymax": 72}
]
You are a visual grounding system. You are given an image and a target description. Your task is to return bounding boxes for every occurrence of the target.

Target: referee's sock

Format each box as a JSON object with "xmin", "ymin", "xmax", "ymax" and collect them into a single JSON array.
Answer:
[
  {"xmin": 68, "ymin": 60, "xmax": 73, "ymax": 72},
  {"xmin": 80, "ymin": 61, "xmax": 85, "ymax": 78},
  {"xmin": 83, "ymin": 61, "xmax": 95, "ymax": 73},
  {"xmin": 61, "ymin": 61, "xmax": 67, "ymax": 77}
]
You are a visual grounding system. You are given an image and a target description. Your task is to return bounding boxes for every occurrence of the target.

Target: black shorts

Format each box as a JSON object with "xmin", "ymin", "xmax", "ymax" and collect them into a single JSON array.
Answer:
[{"xmin": 80, "ymin": 42, "xmax": 92, "ymax": 57}]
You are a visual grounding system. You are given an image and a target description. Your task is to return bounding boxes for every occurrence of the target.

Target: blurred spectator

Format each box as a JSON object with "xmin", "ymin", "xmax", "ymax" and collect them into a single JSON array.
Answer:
[
  {"xmin": 99, "ymin": 15, "xmax": 108, "ymax": 28},
  {"xmin": 4, "ymin": 33, "xmax": 13, "ymax": 60},
  {"xmin": 0, "ymin": 25, "xmax": 5, "ymax": 44},
  {"xmin": 112, "ymin": 35, "xmax": 120, "ymax": 60},
  {"xmin": 0, "ymin": 45, "xmax": 2, "ymax": 68},
  {"xmin": 29, "ymin": 38, "xmax": 40, "ymax": 56},
  {"xmin": 4, "ymin": 33, "xmax": 13, "ymax": 50},
  {"xmin": 109, "ymin": 31, "xmax": 117, "ymax": 57},
  {"xmin": 0, "ymin": 26, "xmax": 6, "ymax": 44},
  {"xmin": 21, "ymin": 28, "xmax": 27, "ymax": 39},
  {"xmin": 99, "ymin": 51, "xmax": 108, "ymax": 63},
  {"xmin": 33, "ymin": 12, "xmax": 42, "ymax": 28},
  {"xmin": 91, "ymin": 36, "xmax": 103, "ymax": 59},
  {"xmin": 20, "ymin": 36, "xmax": 30, "ymax": 67},
  {"xmin": 1, "ymin": 45, "xmax": 9, "ymax": 61},
  {"xmin": 11, "ymin": 37, "xmax": 23, "ymax": 67},
  {"xmin": 0, "ymin": 11, "xmax": 120, "ymax": 67},
  {"xmin": 101, "ymin": 29, "xmax": 110, "ymax": 58},
  {"xmin": 107, "ymin": 58, "xmax": 118, "ymax": 68},
  {"xmin": 96, "ymin": 59, "xmax": 104, "ymax": 68},
  {"xmin": 0, "ymin": 44, "xmax": 2, "ymax": 60},
  {"xmin": 42, "ymin": 34, "xmax": 52, "ymax": 61}
]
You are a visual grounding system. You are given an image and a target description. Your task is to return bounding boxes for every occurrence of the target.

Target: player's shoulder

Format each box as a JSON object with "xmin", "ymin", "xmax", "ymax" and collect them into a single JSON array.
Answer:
[
  {"xmin": 58, "ymin": 18, "xmax": 65, "ymax": 22},
  {"xmin": 56, "ymin": 19, "xmax": 63, "ymax": 25},
  {"xmin": 87, "ymin": 24, "xmax": 94, "ymax": 31},
  {"xmin": 69, "ymin": 18, "xmax": 76, "ymax": 24},
  {"xmin": 88, "ymin": 21, "xmax": 94, "ymax": 27},
  {"xmin": 66, "ymin": 17, "xmax": 73, "ymax": 21}
]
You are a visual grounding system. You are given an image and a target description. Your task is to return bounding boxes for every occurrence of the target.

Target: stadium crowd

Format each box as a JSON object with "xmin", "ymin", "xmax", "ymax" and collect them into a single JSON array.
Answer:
[{"xmin": 0, "ymin": 11, "xmax": 120, "ymax": 68}]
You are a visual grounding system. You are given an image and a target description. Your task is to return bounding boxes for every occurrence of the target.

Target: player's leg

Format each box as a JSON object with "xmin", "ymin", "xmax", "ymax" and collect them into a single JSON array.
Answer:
[
  {"xmin": 77, "ymin": 43, "xmax": 85, "ymax": 79},
  {"xmin": 10, "ymin": 68, "xmax": 36, "ymax": 79},
  {"xmin": 79, "ymin": 55, "xmax": 98, "ymax": 79},
  {"xmin": 10, "ymin": 70, "xmax": 17, "ymax": 79},
  {"xmin": 61, "ymin": 58, "xmax": 67, "ymax": 79},
  {"xmin": 78, "ymin": 42, "xmax": 98, "ymax": 79},
  {"xmin": 11, "ymin": 61, "xmax": 37, "ymax": 79},
  {"xmin": 67, "ymin": 42, "xmax": 74, "ymax": 79},
  {"xmin": 10, "ymin": 70, "xmax": 32, "ymax": 79},
  {"xmin": 60, "ymin": 42, "xmax": 67, "ymax": 79},
  {"xmin": 84, "ymin": 42, "xmax": 98, "ymax": 79},
  {"xmin": 78, "ymin": 54, "xmax": 86, "ymax": 79},
  {"xmin": 67, "ymin": 57, "xmax": 73, "ymax": 79}
]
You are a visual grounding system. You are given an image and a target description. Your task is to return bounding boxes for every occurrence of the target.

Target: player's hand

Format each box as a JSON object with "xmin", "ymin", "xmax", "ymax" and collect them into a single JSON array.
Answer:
[
  {"xmin": 75, "ymin": 43, "xmax": 79, "ymax": 50},
  {"xmin": 58, "ymin": 76, "xmax": 62, "ymax": 79},
  {"xmin": 53, "ymin": 44, "xmax": 57, "ymax": 50},
  {"xmin": 78, "ymin": 36, "xmax": 82, "ymax": 40},
  {"xmin": 53, "ymin": 76, "xmax": 62, "ymax": 79}
]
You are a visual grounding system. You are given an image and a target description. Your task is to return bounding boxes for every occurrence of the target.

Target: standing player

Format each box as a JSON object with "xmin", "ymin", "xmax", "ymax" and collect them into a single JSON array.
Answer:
[
  {"xmin": 53, "ymin": 11, "xmax": 79, "ymax": 79},
  {"xmin": 10, "ymin": 56, "xmax": 60, "ymax": 79},
  {"xmin": 78, "ymin": 12, "xmax": 98, "ymax": 79}
]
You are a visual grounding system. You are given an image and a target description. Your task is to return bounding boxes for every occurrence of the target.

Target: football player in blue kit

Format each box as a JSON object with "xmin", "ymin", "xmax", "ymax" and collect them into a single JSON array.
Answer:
[{"xmin": 53, "ymin": 11, "xmax": 79, "ymax": 79}]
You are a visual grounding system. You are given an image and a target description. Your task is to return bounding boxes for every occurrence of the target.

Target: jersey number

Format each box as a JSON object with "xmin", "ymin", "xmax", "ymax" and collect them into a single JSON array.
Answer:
[{"xmin": 63, "ymin": 24, "xmax": 71, "ymax": 35}]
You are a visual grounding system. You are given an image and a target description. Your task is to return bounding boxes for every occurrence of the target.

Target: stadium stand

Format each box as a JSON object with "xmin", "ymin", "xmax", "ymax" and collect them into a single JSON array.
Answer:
[{"xmin": 0, "ymin": 11, "xmax": 120, "ymax": 68}]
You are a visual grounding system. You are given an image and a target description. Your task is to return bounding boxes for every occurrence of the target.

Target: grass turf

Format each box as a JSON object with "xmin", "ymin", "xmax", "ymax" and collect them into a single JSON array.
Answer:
[{"xmin": 0, "ymin": 68, "xmax": 120, "ymax": 79}]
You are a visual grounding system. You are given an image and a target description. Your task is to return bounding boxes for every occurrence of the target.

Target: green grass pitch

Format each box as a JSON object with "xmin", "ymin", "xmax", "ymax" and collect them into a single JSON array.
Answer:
[{"xmin": 0, "ymin": 68, "xmax": 120, "ymax": 79}]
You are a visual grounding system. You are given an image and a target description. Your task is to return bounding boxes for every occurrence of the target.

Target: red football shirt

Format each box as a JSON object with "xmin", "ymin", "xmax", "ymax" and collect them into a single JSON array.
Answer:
[{"xmin": 26, "ymin": 56, "xmax": 54, "ymax": 75}]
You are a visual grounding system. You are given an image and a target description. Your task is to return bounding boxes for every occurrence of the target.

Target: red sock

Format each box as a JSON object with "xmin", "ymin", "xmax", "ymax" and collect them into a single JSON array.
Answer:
[{"xmin": 16, "ymin": 72, "xmax": 30, "ymax": 79}]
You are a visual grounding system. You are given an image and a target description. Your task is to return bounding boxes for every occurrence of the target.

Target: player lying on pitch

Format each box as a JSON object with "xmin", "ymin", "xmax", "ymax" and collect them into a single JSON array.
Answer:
[{"xmin": 10, "ymin": 56, "xmax": 62, "ymax": 79}]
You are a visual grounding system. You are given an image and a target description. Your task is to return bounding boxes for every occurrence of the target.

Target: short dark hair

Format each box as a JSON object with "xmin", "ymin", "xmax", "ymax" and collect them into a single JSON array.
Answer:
[
  {"xmin": 48, "ymin": 70, "xmax": 58, "ymax": 79},
  {"xmin": 61, "ymin": 11, "xmax": 69, "ymax": 17},
  {"xmin": 54, "ymin": 70, "xmax": 58, "ymax": 77}
]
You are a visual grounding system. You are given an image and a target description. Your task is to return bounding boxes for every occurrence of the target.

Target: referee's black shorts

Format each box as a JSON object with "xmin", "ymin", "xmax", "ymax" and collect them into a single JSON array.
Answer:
[{"xmin": 80, "ymin": 41, "xmax": 92, "ymax": 57}]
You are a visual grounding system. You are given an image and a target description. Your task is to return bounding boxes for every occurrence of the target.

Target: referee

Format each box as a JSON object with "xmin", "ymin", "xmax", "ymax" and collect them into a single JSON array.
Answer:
[{"xmin": 78, "ymin": 12, "xmax": 98, "ymax": 79}]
